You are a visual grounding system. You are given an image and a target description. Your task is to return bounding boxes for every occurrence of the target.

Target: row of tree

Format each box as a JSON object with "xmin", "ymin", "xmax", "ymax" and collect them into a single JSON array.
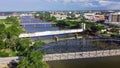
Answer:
[{"xmin": 34, "ymin": 12, "xmax": 57, "ymax": 22}]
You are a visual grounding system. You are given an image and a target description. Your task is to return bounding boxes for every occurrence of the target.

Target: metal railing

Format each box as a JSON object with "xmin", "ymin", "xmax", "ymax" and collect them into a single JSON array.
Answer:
[
  {"xmin": 43, "ymin": 49, "xmax": 120, "ymax": 61},
  {"xmin": 1, "ymin": 49, "xmax": 120, "ymax": 64}
]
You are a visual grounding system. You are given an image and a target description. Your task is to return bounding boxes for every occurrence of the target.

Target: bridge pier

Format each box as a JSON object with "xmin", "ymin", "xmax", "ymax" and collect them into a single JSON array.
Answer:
[
  {"xmin": 74, "ymin": 33, "xmax": 78, "ymax": 39},
  {"xmin": 37, "ymin": 37, "xmax": 41, "ymax": 41},
  {"xmin": 54, "ymin": 36, "xmax": 59, "ymax": 42}
]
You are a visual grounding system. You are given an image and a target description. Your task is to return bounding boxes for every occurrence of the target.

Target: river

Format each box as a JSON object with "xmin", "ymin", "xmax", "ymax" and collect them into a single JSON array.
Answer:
[{"xmin": 47, "ymin": 56, "xmax": 120, "ymax": 68}]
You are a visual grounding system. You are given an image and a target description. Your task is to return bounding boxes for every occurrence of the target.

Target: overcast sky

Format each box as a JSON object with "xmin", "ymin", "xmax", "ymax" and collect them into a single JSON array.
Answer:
[{"xmin": 0, "ymin": 0, "xmax": 120, "ymax": 11}]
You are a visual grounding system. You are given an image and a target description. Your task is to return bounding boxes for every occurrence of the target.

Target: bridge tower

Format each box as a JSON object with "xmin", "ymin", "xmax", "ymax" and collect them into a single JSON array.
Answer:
[{"xmin": 81, "ymin": 23, "xmax": 86, "ymax": 30}]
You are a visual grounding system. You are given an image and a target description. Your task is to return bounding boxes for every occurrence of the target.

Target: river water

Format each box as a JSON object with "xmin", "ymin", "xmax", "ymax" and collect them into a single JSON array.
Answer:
[{"xmin": 47, "ymin": 56, "xmax": 120, "ymax": 68}]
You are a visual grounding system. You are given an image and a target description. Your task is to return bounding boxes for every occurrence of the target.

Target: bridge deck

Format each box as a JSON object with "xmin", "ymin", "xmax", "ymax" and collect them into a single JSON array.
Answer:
[
  {"xmin": 21, "ymin": 23, "xmax": 56, "ymax": 25},
  {"xmin": 19, "ymin": 29, "xmax": 83, "ymax": 38},
  {"xmin": 43, "ymin": 49, "xmax": 120, "ymax": 61},
  {"xmin": 1, "ymin": 49, "xmax": 120, "ymax": 64}
]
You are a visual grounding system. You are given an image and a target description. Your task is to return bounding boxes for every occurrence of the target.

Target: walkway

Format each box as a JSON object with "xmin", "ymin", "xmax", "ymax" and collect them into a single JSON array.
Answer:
[
  {"xmin": 1, "ymin": 49, "xmax": 120, "ymax": 63},
  {"xmin": 44, "ymin": 49, "xmax": 120, "ymax": 61},
  {"xmin": 0, "ymin": 57, "xmax": 19, "ymax": 64}
]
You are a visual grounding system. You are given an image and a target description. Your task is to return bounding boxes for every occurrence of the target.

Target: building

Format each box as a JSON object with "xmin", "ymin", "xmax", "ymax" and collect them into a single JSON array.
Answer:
[
  {"xmin": 75, "ymin": 14, "xmax": 80, "ymax": 18},
  {"xmin": 84, "ymin": 13, "xmax": 105, "ymax": 22},
  {"xmin": 108, "ymin": 12, "xmax": 120, "ymax": 24},
  {"xmin": 95, "ymin": 15, "xmax": 105, "ymax": 21},
  {"xmin": 0, "ymin": 16, "xmax": 8, "ymax": 19},
  {"xmin": 84, "ymin": 13, "xmax": 95, "ymax": 21}
]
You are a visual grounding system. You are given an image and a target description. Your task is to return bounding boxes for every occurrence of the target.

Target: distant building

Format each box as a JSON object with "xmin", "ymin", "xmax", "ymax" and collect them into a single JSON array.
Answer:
[
  {"xmin": 108, "ymin": 12, "xmax": 120, "ymax": 24},
  {"xmin": 84, "ymin": 13, "xmax": 95, "ymax": 22},
  {"xmin": 75, "ymin": 14, "xmax": 80, "ymax": 18},
  {"xmin": 94, "ymin": 15, "xmax": 105, "ymax": 21},
  {"xmin": 84, "ymin": 13, "xmax": 105, "ymax": 22},
  {"xmin": 0, "ymin": 16, "xmax": 8, "ymax": 19}
]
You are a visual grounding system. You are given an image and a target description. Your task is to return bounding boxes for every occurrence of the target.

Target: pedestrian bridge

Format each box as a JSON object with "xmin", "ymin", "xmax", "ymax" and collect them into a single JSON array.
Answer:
[
  {"xmin": 19, "ymin": 29, "xmax": 83, "ymax": 38},
  {"xmin": 43, "ymin": 49, "xmax": 120, "ymax": 61},
  {"xmin": 1, "ymin": 49, "xmax": 120, "ymax": 64},
  {"xmin": 38, "ymin": 38, "xmax": 120, "ymax": 61}
]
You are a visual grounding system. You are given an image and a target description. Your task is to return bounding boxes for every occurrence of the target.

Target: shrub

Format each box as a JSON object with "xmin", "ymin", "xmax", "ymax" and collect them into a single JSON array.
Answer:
[{"xmin": 0, "ymin": 52, "xmax": 9, "ymax": 57}]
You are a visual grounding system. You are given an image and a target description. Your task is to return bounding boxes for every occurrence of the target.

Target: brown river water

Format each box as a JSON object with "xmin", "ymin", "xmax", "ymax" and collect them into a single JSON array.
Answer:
[{"xmin": 47, "ymin": 56, "xmax": 120, "ymax": 68}]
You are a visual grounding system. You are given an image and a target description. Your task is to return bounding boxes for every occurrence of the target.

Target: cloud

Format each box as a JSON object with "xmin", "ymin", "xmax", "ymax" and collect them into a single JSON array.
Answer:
[
  {"xmin": 98, "ymin": 0, "xmax": 120, "ymax": 6},
  {"xmin": 44, "ymin": 0, "xmax": 120, "ymax": 9},
  {"xmin": 98, "ymin": 0, "xmax": 120, "ymax": 9},
  {"xmin": 0, "ymin": 0, "xmax": 119, "ymax": 11}
]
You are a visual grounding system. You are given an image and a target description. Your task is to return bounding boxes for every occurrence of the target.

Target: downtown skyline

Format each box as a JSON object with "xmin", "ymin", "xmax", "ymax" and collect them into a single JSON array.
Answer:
[{"xmin": 0, "ymin": 0, "xmax": 120, "ymax": 11}]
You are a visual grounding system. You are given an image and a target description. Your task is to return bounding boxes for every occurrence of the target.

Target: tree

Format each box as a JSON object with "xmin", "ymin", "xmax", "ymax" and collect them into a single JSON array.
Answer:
[
  {"xmin": 51, "ymin": 16, "xmax": 56, "ymax": 22},
  {"xmin": 0, "ymin": 16, "xmax": 49, "ymax": 68},
  {"xmin": 33, "ymin": 41, "xmax": 45, "ymax": 47},
  {"xmin": 0, "ymin": 39, "xmax": 4, "ymax": 49},
  {"xmin": 0, "ymin": 16, "xmax": 28, "ymax": 57},
  {"xmin": 90, "ymin": 25, "xmax": 105, "ymax": 33},
  {"xmin": 0, "ymin": 24, "xmax": 6, "ymax": 39},
  {"xmin": 17, "ymin": 51, "xmax": 48, "ymax": 68}
]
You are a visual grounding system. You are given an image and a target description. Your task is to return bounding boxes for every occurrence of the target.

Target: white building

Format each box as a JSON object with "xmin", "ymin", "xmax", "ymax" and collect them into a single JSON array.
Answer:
[
  {"xmin": 84, "ymin": 13, "xmax": 105, "ymax": 22},
  {"xmin": 108, "ymin": 12, "xmax": 120, "ymax": 24},
  {"xmin": 75, "ymin": 14, "xmax": 80, "ymax": 18},
  {"xmin": 84, "ymin": 13, "xmax": 96, "ymax": 21},
  {"xmin": 0, "ymin": 16, "xmax": 8, "ymax": 19}
]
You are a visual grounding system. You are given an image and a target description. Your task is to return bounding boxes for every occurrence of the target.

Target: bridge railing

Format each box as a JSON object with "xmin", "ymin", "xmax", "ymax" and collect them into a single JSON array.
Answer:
[
  {"xmin": 43, "ymin": 49, "xmax": 120, "ymax": 61},
  {"xmin": 1, "ymin": 49, "xmax": 120, "ymax": 64}
]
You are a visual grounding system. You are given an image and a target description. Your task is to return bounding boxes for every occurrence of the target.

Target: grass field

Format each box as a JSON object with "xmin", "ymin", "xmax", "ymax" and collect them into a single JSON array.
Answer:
[{"xmin": 0, "ymin": 19, "xmax": 5, "ymax": 24}]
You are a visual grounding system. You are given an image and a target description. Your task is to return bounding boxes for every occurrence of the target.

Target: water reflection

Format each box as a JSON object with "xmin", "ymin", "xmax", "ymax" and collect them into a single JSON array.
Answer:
[{"xmin": 20, "ymin": 16, "xmax": 59, "ymax": 33}]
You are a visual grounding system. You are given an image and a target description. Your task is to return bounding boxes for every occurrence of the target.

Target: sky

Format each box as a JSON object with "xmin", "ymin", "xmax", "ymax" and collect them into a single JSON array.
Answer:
[{"xmin": 0, "ymin": 0, "xmax": 120, "ymax": 11}]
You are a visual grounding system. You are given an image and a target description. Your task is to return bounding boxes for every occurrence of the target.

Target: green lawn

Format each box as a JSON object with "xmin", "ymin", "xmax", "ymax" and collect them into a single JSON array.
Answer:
[{"xmin": 0, "ymin": 19, "xmax": 5, "ymax": 24}]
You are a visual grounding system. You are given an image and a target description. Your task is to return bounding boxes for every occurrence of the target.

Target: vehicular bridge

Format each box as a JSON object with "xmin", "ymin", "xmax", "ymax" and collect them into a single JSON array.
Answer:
[{"xmin": 19, "ymin": 29, "xmax": 83, "ymax": 38}]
